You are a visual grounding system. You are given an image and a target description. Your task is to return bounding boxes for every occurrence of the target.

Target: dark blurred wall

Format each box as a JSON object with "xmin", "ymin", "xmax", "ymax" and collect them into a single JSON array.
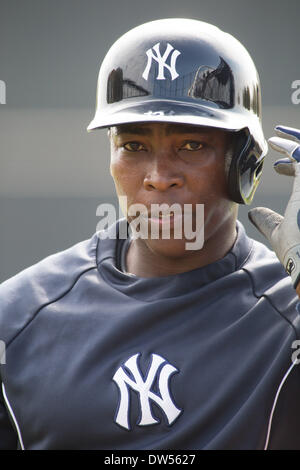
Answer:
[{"xmin": 0, "ymin": 0, "xmax": 299, "ymax": 281}]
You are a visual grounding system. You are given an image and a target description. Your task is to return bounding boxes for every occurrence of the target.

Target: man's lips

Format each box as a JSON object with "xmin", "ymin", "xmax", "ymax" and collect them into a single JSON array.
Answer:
[
  {"xmin": 134, "ymin": 206, "xmax": 196, "ymax": 228},
  {"xmin": 126, "ymin": 202, "xmax": 204, "ymax": 244},
  {"xmin": 126, "ymin": 200, "xmax": 199, "ymax": 222},
  {"xmin": 142, "ymin": 212, "xmax": 182, "ymax": 227}
]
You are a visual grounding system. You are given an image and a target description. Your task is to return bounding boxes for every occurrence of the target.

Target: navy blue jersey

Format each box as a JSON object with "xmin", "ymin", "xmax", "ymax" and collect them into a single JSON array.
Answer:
[{"xmin": 1, "ymin": 220, "xmax": 300, "ymax": 450}]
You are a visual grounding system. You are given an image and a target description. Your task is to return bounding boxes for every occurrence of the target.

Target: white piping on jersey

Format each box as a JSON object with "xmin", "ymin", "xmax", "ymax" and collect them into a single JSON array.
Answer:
[
  {"xmin": 264, "ymin": 360, "xmax": 297, "ymax": 450},
  {"xmin": 2, "ymin": 383, "xmax": 25, "ymax": 450}
]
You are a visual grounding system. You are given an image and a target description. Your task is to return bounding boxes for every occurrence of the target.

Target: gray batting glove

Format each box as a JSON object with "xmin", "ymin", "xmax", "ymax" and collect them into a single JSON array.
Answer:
[{"xmin": 248, "ymin": 125, "xmax": 300, "ymax": 288}]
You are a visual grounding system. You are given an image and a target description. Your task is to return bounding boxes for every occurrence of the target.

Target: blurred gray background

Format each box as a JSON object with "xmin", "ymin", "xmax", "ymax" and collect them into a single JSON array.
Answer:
[{"xmin": 0, "ymin": 0, "xmax": 299, "ymax": 282}]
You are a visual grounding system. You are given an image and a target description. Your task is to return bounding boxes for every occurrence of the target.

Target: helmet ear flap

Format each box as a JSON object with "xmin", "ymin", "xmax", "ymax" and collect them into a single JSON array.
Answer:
[{"xmin": 228, "ymin": 129, "xmax": 265, "ymax": 205}]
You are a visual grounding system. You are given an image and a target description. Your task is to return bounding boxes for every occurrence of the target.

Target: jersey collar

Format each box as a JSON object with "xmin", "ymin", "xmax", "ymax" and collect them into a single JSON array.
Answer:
[{"xmin": 96, "ymin": 218, "xmax": 253, "ymax": 300}]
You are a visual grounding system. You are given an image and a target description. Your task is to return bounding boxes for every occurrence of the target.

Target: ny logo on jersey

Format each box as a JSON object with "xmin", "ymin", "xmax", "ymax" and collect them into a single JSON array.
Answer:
[
  {"xmin": 113, "ymin": 353, "xmax": 182, "ymax": 430},
  {"xmin": 142, "ymin": 43, "xmax": 181, "ymax": 81}
]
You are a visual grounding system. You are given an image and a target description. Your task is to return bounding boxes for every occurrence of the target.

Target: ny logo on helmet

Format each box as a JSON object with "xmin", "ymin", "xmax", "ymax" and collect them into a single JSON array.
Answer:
[
  {"xmin": 113, "ymin": 353, "xmax": 182, "ymax": 430},
  {"xmin": 142, "ymin": 43, "xmax": 181, "ymax": 81}
]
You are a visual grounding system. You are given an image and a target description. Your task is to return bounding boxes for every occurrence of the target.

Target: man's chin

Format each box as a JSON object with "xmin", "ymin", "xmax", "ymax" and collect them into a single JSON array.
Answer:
[{"xmin": 137, "ymin": 237, "xmax": 205, "ymax": 259}]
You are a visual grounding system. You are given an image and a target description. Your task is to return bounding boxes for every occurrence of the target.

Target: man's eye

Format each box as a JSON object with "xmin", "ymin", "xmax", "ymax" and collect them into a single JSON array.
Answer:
[
  {"xmin": 181, "ymin": 141, "xmax": 203, "ymax": 151},
  {"xmin": 123, "ymin": 142, "xmax": 145, "ymax": 152}
]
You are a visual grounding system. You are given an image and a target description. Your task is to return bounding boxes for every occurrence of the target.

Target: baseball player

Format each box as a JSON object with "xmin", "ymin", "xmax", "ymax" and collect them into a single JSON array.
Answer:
[{"xmin": 1, "ymin": 18, "xmax": 300, "ymax": 450}]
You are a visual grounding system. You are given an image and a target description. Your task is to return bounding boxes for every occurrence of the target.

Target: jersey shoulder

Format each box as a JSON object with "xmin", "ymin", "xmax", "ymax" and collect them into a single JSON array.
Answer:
[
  {"xmin": 242, "ymin": 236, "xmax": 300, "ymax": 333},
  {"xmin": 0, "ymin": 233, "xmax": 99, "ymax": 345}
]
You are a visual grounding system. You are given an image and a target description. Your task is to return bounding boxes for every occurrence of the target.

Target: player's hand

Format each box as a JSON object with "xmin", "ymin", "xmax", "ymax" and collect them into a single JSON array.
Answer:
[{"xmin": 248, "ymin": 125, "xmax": 300, "ymax": 289}]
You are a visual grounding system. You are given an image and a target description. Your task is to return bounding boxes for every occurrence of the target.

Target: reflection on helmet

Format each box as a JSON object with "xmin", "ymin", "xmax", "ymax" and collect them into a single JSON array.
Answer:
[{"xmin": 188, "ymin": 59, "xmax": 234, "ymax": 108}]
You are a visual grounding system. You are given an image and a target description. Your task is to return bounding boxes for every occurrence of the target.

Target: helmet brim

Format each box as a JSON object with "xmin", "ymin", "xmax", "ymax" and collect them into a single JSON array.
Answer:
[
  {"xmin": 87, "ymin": 99, "xmax": 267, "ymax": 152},
  {"xmin": 87, "ymin": 99, "xmax": 243, "ymax": 130}
]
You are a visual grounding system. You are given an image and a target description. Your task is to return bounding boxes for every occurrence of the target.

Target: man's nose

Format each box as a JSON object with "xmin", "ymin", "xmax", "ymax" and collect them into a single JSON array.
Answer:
[{"xmin": 143, "ymin": 153, "xmax": 184, "ymax": 192}]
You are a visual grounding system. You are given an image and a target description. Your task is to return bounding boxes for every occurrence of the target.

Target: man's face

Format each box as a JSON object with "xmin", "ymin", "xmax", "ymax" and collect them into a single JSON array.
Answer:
[{"xmin": 109, "ymin": 122, "xmax": 237, "ymax": 257}]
